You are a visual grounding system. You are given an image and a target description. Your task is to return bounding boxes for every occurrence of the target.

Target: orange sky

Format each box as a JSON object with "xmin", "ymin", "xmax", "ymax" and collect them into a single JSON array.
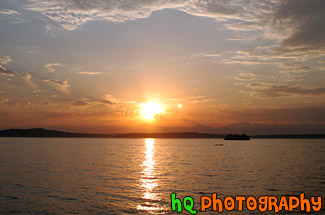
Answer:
[{"xmin": 0, "ymin": 1, "xmax": 324, "ymax": 133}]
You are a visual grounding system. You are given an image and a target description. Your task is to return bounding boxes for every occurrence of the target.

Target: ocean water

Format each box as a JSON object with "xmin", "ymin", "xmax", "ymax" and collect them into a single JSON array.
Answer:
[{"xmin": 0, "ymin": 138, "xmax": 324, "ymax": 214}]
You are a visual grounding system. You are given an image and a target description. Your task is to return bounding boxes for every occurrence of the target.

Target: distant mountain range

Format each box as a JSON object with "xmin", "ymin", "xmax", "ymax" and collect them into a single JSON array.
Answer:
[
  {"xmin": 127, "ymin": 122, "xmax": 325, "ymax": 135},
  {"xmin": 0, "ymin": 127, "xmax": 324, "ymax": 138}
]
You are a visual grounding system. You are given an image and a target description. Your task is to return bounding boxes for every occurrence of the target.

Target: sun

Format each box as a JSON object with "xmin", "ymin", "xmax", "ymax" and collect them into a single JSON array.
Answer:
[{"xmin": 140, "ymin": 102, "xmax": 163, "ymax": 120}]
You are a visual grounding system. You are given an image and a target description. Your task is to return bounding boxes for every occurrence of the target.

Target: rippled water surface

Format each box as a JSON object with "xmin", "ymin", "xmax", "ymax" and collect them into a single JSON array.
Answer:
[{"xmin": 0, "ymin": 138, "xmax": 324, "ymax": 214}]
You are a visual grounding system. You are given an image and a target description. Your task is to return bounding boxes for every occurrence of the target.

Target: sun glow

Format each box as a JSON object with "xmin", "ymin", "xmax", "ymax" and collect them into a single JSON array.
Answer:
[{"xmin": 140, "ymin": 102, "xmax": 163, "ymax": 120}]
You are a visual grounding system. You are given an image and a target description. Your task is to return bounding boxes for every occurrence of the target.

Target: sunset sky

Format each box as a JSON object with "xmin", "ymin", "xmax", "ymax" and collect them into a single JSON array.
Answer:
[{"xmin": 0, "ymin": 0, "xmax": 324, "ymax": 133}]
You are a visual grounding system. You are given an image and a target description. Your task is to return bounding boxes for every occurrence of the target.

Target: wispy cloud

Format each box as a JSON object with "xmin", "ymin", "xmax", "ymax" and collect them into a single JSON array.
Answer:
[
  {"xmin": 44, "ymin": 63, "xmax": 62, "ymax": 73},
  {"xmin": 22, "ymin": 1, "xmax": 324, "ymax": 60},
  {"xmin": 0, "ymin": 9, "xmax": 26, "ymax": 24},
  {"xmin": 104, "ymin": 94, "xmax": 118, "ymax": 104},
  {"xmin": 78, "ymin": 71, "xmax": 102, "ymax": 75},
  {"xmin": 0, "ymin": 65, "xmax": 14, "ymax": 76},
  {"xmin": 44, "ymin": 78, "xmax": 70, "ymax": 94},
  {"xmin": 23, "ymin": 0, "xmax": 255, "ymax": 30},
  {"xmin": 187, "ymin": 96, "xmax": 216, "ymax": 104},
  {"xmin": 279, "ymin": 63, "xmax": 312, "ymax": 74},
  {"xmin": 247, "ymin": 84, "xmax": 325, "ymax": 98},
  {"xmin": 224, "ymin": 21, "xmax": 264, "ymax": 32},
  {"xmin": 0, "ymin": 56, "xmax": 12, "ymax": 65},
  {"xmin": 71, "ymin": 98, "xmax": 113, "ymax": 107},
  {"xmin": 270, "ymin": 0, "xmax": 325, "ymax": 50},
  {"xmin": 220, "ymin": 59, "xmax": 262, "ymax": 65},
  {"xmin": 45, "ymin": 78, "xmax": 69, "ymax": 87},
  {"xmin": 235, "ymin": 72, "xmax": 256, "ymax": 81},
  {"xmin": 203, "ymin": 54, "xmax": 220, "ymax": 57},
  {"xmin": 0, "ymin": 9, "xmax": 19, "ymax": 15},
  {"xmin": 72, "ymin": 99, "xmax": 88, "ymax": 106}
]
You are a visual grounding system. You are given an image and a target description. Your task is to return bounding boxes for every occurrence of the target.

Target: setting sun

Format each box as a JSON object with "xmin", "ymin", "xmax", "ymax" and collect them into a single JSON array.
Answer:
[
  {"xmin": 0, "ymin": 1, "xmax": 324, "ymax": 215},
  {"xmin": 140, "ymin": 102, "xmax": 164, "ymax": 120}
]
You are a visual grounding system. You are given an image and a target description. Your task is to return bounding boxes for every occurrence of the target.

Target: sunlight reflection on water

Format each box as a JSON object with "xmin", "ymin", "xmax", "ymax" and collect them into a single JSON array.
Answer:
[{"xmin": 137, "ymin": 139, "xmax": 163, "ymax": 213}]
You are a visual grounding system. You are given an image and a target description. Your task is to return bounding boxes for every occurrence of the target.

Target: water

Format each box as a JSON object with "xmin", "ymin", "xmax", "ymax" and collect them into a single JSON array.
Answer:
[{"xmin": 0, "ymin": 138, "xmax": 324, "ymax": 214}]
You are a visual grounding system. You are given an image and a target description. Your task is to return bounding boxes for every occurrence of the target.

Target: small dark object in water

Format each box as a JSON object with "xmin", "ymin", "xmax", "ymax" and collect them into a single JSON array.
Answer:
[
  {"xmin": 224, "ymin": 133, "xmax": 250, "ymax": 140},
  {"xmin": 215, "ymin": 144, "xmax": 224, "ymax": 146}
]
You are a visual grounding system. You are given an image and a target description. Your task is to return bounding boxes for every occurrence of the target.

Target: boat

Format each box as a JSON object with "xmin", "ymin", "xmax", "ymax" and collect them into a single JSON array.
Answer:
[{"xmin": 224, "ymin": 133, "xmax": 250, "ymax": 140}]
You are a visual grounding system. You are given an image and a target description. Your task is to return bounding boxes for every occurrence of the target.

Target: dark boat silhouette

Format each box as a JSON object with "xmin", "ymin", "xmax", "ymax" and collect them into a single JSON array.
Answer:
[{"xmin": 224, "ymin": 133, "xmax": 250, "ymax": 140}]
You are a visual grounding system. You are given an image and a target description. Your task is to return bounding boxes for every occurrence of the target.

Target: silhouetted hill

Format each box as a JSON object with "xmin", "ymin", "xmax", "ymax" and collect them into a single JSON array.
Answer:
[
  {"xmin": 0, "ymin": 128, "xmax": 324, "ymax": 138},
  {"xmin": 0, "ymin": 128, "xmax": 224, "ymax": 138},
  {"xmin": 42, "ymin": 122, "xmax": 324, "ymax": 134},
  {"xmin": 0, "ymin": 128, "xmax": 94, "ymax": 137}
]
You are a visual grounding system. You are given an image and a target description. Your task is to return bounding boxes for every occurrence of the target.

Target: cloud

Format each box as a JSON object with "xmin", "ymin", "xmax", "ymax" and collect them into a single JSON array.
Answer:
[
  {"xmin": 235, "ymin": 72, "xmax": 256, "ymax": 81},
  {"xmin": 25, "ymin": 0, "xmax": 178, "ymax": 30},
  {"xmin": 278, "ymin": 63, "xmax": 312, "ymax": 74},
  {"xmin": 187, "ymin": 96, "xmax": 215, "ymax": 104},
  {"xmin": 44, "ymin": 63, "xmax": 62, "ymax": 72},
  {"xmin": 0, "ymin": 10, "xmax": 25, "ymax": 24},
  {"xmin": 224, "ymin": 21, "xmax": 264, "ymax": 32},
  {"xmin": 78, "ymin": 71, "xmax": 102, "ymax": 75},
  {"xmin": 0, "ymin": 60, "xmax": 36, "ymax": 88},
  {"xmin": 23, "ymin": 0, "xmax": 248, "ymax": 30},
  {"xmin": 0, "ymin": 65, "xmax": 14, "ymax": 76},
  {"xmin": 203, "ymin": 54, "xmax": 220, "ymax": 57},
  {"xmin": 71, "ymin": 98, "xmax": 113, "ymax": 107},
  {"xmin": 22, "ymin": 73, "xmax": 31, "ymax": 80},
  {"xmin": 220, "ymin": 59, "xmax": 262, "ymax": 65},
  {"xmin": 269, "ymin": 0, "xmax": 325, "ymax": 50},
  {"xmin": 248, "ymin": 84, "xmax": 325, "ymax": 98},
  {"xmin": 0, "ymin": 9, "xmax": 19, "ymax": 15},
  {"xmin": 100, "ymin": 99, "xmax": 113, "ymax": 105},
  {"xmin": 22, "ymin": 73, "xmax": 37, "ymax": 90},
  {"xmin": 44, "ymin": 78, "xmax": 70, "ymax": 94},
  {"xmin": 104, "ymin": 94, "xmax": 118, "ymax": 104},
  {"xmin": 22, "ymin": 1, "xmax": 324, "ymax": 54},
  {"xmin": 221, "ymin": 46, "xmax": 324, "ymax": 70},
  {"xmin": 72, "ymin": 100, "xmax": 88, "ymax": 106},
  {"xmin": 45, "ymin": 78, "xmax": 70, "ymax": 87},
  {"xmin": 0, "ymin": 56, "xmax": 12, "ymax": 65}
]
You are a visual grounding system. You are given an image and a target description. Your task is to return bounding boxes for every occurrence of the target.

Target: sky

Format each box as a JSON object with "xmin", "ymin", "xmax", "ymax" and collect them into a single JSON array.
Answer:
[{"xmin": 0, "ymin": 0, "xmax": 324, "ymax": 133}]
